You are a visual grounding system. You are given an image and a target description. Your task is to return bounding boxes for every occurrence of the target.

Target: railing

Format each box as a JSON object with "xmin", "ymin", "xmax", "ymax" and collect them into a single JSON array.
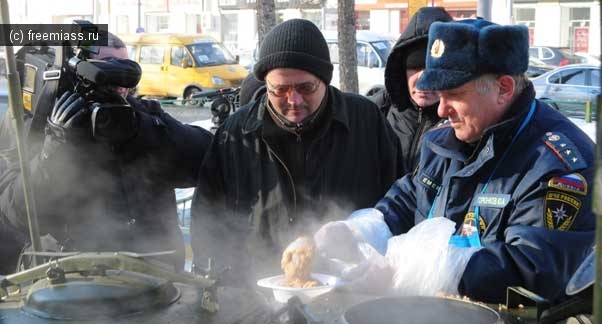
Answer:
[{"xmin": 541, "ymin": 99, "xmax": 598, "ymax": 123}]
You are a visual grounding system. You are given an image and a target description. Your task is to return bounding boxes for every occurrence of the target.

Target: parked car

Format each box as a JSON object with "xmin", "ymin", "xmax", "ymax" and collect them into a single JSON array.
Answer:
[
  {"xmin": 120, "ymin": 33, "xmax": 248, "ymax": 104},
  {"xmin": 531, "ymin": 63, "xmax": 600, "ymax": 119},
  {"xmin": 526, "ymin": 57, "xmax": 555, "ymax": 79},
  {"xmin": 322, "ymin": 30, "xmax": 396, "ymax": 96},
  {"xmin": 574, "ymin": 52, "xmax": 601, "ymax": 66},
  {"xmin": 529, "ymin": 46, "xmax": 584, "ymax": 67}
]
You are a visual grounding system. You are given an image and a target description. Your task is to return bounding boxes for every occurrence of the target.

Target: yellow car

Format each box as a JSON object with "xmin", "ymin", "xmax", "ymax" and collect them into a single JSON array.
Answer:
[{"xmin": 120, "ymin": 33, "xmax": 248, "ymax": 103}]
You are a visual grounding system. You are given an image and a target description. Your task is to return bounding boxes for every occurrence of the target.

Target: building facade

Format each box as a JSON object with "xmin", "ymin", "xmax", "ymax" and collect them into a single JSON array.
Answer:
[{"xmin": 5, "ymin": 0, "xmax": 600, "ymax": 58}]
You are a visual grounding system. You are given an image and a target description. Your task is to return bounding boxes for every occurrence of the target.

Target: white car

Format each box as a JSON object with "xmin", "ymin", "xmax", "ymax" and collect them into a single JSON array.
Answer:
[{"xmin": 322, "ymin": 30, "xmax": 396, "ymax": 96}]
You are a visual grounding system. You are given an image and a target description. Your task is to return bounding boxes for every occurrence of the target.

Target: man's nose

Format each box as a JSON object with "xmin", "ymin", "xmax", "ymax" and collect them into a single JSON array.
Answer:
[
  {"xmin": 437, "ymin": 97, "xmax": 449, "ymax": 118},
  {"xmin": 286, "ymin": 88, "xmax": 303, "ymax": 105}
]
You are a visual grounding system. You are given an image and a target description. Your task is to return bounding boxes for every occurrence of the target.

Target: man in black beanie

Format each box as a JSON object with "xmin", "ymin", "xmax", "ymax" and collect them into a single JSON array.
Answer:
[
  {"xmin": 191, "ymin": 18, "xmax": 402, "ymax": 287},
  {"xmin": 370, "ymin": 7, "xmax": 453, "ymax": 176}
]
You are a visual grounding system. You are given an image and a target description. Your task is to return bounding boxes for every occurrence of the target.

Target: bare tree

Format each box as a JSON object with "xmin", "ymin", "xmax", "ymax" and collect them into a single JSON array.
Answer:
[
  {"xmin": 337, "ymin": 0, "xmax": 358, "ymax": 93},
  {"xmin": 256, "ymin": 0, "xmax": 277, "ymax": 46}
]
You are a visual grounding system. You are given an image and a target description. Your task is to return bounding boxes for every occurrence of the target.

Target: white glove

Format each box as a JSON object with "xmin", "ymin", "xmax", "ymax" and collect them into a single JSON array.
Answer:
[
  {"xmin": 387, "ymin": 217, "xmax": 481, "ymax": 296},
  {"xmin": 313, "ymin": 221, "xmax": 363, "ymax": 264},
  {"xmin": 314, "ymin": 208, "xmax": 392, "ymax": 262},
  {"xmin": 339, "ymin": 242, "xmax": 394, "ymax": 295}
]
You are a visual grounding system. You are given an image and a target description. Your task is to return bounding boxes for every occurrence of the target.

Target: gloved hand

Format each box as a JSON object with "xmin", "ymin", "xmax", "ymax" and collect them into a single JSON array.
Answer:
[
  {"xmin": 46, "ymin": 91, "xmax": 90, "ymax": 142},
  {"xmin": 313, "ymin": 221, "xmax": 363, "ymax": 264},
  {"xmin": 339, "ymin": 244, "xmax": 394, "ymax": 295}
]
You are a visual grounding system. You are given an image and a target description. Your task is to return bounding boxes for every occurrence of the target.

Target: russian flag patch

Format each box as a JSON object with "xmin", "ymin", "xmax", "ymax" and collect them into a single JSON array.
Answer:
[{"xmin": 547, "ymin": 173, "xmax": 588, "ymax": 196}]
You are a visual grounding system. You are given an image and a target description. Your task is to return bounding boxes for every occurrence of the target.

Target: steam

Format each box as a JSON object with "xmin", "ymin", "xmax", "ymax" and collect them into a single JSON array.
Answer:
[
  {"xmin": 11, "ymin": 138, "xmax": 185, "ymax": 271},
  {"xmin": 191, "ymin": 197, "xmax": 358, "ymax": 289}
]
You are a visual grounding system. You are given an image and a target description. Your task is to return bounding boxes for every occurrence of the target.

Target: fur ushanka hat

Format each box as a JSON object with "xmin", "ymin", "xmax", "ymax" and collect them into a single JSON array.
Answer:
[{"xmin": 417, "ymin": 19, "xmax": 529, "ymax": 91}]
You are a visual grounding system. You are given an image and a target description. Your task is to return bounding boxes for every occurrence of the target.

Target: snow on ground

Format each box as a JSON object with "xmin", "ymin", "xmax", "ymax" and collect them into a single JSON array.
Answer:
[{"xmin": 569, "ymin": 118, "xmax": 596, "ymax": 143}]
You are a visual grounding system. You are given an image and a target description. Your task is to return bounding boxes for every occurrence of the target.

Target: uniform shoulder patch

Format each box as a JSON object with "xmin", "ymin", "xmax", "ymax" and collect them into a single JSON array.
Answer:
[
  {"xmin": 544, "ymin": 191, "xmax": 581, "ymax": 230},
  {"xmin": 548, "ymin": 173, "xmax": 588, "ymax": 196},
  {"xmin": 542, "ymin": 132, "xmax": 587, "ymax": 170}
]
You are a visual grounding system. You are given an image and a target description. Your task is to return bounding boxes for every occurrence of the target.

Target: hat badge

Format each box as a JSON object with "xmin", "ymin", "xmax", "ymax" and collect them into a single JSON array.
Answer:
[{"xmin": 430, "ymin": 39, "xmax": 445, "ymax": 58}]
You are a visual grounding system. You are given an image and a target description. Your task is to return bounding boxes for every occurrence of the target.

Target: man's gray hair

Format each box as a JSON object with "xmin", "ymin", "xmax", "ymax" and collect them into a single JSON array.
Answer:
[{"xmin": 475, "ymin": 74, "xmax": 529, "ymax": 96}]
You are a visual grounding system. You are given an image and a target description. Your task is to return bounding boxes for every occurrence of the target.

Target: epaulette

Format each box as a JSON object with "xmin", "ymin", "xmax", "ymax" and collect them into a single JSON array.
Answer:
[{"xmin": 542, "ymin": 131, "xmax": 587, "ymax": 170}]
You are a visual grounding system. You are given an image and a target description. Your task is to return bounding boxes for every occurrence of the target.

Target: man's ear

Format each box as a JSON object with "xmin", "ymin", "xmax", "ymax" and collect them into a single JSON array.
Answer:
[{"xmin": 497, "ymin": 75, "xmax": 516, "ymax": 105}]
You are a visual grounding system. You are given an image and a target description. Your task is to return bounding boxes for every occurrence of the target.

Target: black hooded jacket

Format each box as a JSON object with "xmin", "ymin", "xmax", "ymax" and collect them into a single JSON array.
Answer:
[{"xmin": 373, "ymin": 7, "xmax": 452, "ymax": 175}]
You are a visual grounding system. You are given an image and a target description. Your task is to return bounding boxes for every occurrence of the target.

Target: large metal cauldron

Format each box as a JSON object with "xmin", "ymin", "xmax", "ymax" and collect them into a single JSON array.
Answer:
[
  {"xmin": 0, "ymin": 253, "xmax": 271, "ymax": 324},
  {"xmin": 340, "ymin": 296, "xmax": 503, "ymax": 324}
]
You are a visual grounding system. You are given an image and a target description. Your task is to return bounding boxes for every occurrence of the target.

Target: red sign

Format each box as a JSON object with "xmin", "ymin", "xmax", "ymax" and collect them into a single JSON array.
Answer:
[
  {"xmin": 528, "ymin": 28, "xmax": 534, "ymax": 46},
  {"xmin": 573, "ymin": 27, "xmax": 589, "ymax": 53}
]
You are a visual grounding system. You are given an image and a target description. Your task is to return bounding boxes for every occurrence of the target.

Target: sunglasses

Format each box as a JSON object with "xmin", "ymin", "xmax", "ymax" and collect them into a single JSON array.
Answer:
[{"xmin": 265, "ymin": 79, "xmax": 320, "ymax": 97}]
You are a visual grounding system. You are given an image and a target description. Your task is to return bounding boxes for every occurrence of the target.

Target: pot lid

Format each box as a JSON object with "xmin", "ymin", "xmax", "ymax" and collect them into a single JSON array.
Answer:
[
  {"xmin": 566, "ymin": 247, "xmax": 596, "ymax": 296},
  {"xmin": 342, "ymin": 296, "xmax": 501, "ymax": 324},
  {"xmin": 22, "ymin": 269, "xmax": 180, "ymax": 320}
]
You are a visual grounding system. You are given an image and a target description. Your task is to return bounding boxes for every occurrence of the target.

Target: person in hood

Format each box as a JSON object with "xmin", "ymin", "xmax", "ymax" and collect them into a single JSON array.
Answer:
[
  {"xmin": 190, "ymin": 19, "xmax": 402, "ymax": 288},
  {"xmin": 371, "ymin": 7, "xmax": 452, "ymax": 175}
]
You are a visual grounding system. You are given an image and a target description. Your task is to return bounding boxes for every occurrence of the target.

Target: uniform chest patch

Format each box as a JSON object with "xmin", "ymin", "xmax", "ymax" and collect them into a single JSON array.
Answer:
[
  {"xmin": 461, "ymin": 211, "xmax": 487, "ymax": 235},
  {"xmin": 544, "ymin": 191, "xmax": 581, "ymax": 230},
  {"xmin": 419, "ymin": 173, "xmax": 441, "ymax": 192},
  {"xmin": 473, "ymin": 194, "xmax": 511, "ymax": 208},
  {"xmin": 548, "ymin": 173, "xmax": 587, "ymax": 196}
]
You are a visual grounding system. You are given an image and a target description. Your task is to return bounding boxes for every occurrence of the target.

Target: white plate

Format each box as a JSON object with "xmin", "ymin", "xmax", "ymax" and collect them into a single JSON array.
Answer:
[{"xmin": 257, "ymin": 273, "xmax": 341, "ymax": 303}]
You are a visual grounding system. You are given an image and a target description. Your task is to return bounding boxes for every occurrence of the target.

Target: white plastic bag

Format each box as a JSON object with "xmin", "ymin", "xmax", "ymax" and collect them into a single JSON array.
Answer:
[{"xmin": 386, "ymin": 217, "xmax": 481, "ymax": 296}]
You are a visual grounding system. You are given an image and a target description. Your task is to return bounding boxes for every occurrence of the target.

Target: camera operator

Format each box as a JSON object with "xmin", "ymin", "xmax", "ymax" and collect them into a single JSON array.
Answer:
[{"xmin": 0, "ymin": 32, "xmax": 212, "ymax": 273}]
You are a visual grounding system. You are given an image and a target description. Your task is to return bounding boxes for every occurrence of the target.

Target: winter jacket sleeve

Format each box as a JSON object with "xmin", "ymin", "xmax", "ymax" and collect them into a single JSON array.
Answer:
[
  {"xmin": 458, "ymin": 165, "xmax": 595, "ymax": 303},
  {"xmin": 0, "ymin": 114, "xmax": 49, "ymax": 232},
  {"xmin": 0, "ymin": 114, "xmax": 50, "ymax": 271},
  {"xmin": 119, "ymin": 97, "xmax": 212, "ymax": 187},
  {"xmin": 460, "ymin": 226, "xmax": 594, "ymax": 303},
  {"xmin": 459, "ymin": 129, "xmax": 596, "ymax": 303},
  {"xmin": 374, "ymin": 173, "xmax": 419, "ymax": 235}
]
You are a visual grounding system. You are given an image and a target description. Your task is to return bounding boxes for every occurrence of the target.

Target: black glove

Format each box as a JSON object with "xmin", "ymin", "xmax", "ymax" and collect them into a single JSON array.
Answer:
[{"xmin": 46, "ymin": 91, "xmax": 91, "ymax": 142}]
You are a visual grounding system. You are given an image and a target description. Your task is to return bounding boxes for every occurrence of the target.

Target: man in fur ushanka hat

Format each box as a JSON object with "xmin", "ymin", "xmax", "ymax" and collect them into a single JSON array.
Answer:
[{"xmin": 311, "ymin": 19, "xmax": 596, "ymax": 305}]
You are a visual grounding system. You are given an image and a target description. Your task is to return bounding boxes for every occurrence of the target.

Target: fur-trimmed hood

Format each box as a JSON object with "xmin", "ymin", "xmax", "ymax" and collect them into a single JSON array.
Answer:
[{"xmin": 384, "ymin": 7, "xmax": 452, "ymax": 109}]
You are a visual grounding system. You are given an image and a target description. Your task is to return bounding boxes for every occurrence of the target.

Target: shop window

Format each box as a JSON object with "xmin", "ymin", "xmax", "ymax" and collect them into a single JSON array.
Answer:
[
  {"xmin": 146, "ymin": 15, "xmax": 169, "ymax": 33},
  {"xmin": 355, "ymin": 11, "xmax": 370, "ymax": 30}
]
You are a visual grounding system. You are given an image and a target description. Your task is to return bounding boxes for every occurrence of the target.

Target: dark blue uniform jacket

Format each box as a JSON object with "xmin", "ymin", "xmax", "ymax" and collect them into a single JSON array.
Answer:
[{"xmin": 375, "ymin": 84, "xmax": 595, "ymax": 303}]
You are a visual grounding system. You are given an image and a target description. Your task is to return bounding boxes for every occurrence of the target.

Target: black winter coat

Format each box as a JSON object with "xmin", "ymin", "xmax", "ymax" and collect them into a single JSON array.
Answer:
[
  {"xmin": 0, "ymin": 97, "xmax": 212, "ymax": 273},
  {"xmin": 191, "ymin": 86, "xmax": 402, "ymax": 286}
]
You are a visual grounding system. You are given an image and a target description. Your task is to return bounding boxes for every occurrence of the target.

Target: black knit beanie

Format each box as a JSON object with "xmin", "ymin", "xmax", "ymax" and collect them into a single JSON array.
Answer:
[
  {"xmin": 404, "ymin": 40, "xmax": 427, "ymax": 70},
  {"xmin": 253, "ymin": 19, "xmax": 333, "ymax": 85}
]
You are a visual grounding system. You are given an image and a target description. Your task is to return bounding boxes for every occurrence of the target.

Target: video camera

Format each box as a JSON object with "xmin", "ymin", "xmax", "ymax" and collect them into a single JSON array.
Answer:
[
  {"xmin": 60, "ymin": 20, "xmax": 142, "ymax": 142},
  {"xmin": 192, "ymin": 87, "xmax": 240, "ymax": 129},
  {"xmin": 18, "ymin": 20, "xmax": 142, "ymax": 142}
]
